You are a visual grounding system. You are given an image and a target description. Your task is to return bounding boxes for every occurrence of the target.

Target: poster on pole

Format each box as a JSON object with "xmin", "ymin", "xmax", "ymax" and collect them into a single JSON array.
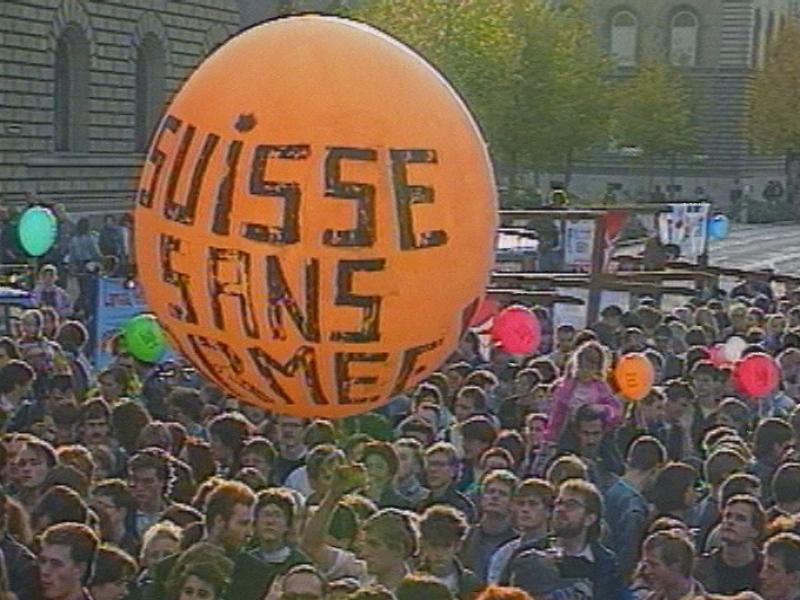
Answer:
[
  {"xmin": 563, "ymin": 219, "xmax": 596, "ymax": 271},
  {"xmin": 93, "ymin": 278, "xmax": 148, "ymax": 368},
  {"xmin": 658, "ymin": 203, "xmax": 710, "ymax": 263}
]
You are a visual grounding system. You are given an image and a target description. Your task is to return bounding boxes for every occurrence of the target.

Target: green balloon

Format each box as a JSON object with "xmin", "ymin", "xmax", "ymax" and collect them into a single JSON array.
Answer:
[
  {"xmin": 18, "ymin": 206, "xmax": 57, "ymax": 257},
  {"xmin": 123, "ymin": 314, "xmax": 166, "ymax": 363}
]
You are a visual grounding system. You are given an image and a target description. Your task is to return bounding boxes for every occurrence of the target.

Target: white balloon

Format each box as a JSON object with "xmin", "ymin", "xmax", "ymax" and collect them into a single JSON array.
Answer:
[{"xmin": 723, "ymin": 336, "xmax": 747, "ymax": 362}]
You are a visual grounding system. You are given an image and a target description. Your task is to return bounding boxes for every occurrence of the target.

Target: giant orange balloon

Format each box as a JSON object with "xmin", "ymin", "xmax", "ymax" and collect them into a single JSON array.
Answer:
[{"xmin": 134, "ymin": 16, "xmax": 497, "ymax": 418}]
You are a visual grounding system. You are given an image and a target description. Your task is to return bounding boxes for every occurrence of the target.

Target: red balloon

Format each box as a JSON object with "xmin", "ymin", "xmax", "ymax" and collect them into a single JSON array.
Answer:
[
  {"xmin": 470, "ymin": 297, "xmax": 500, "ymax": 327},
  {"xmin": 491, "ymin": 306, "xmax": 541, "ymax": 355},
  {"xmin": 733, "ymin": 353, "xmax": 780, "ymax": 398}
]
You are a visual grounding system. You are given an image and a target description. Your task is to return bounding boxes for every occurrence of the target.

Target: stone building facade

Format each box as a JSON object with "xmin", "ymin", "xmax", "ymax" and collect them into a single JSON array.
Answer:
[
  {"xmin": 0, "ymin": 0, "xmax": 241, "ymax": 214},
  {"xmin": 563, "ymin": 0, "xmax": 800, "ymax": 204},
  {"xmin": 1, "ymin": 0, "xmax": 796, "ymax": 214}
]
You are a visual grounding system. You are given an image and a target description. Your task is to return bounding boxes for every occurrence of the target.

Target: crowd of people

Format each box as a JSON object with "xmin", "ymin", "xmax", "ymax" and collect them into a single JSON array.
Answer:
[{"xmin": 0, "ymin": 239, "xmax": 799, "ymax": 600}]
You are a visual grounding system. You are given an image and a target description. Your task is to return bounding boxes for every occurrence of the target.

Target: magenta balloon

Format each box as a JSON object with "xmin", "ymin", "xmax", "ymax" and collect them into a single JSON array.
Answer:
[
  {"xmin": 491, "ymin": 306, "xmax": 541, "ymax": 354},
  {"xmin": 733, "ymin": 353, "xmax": 780, "ymax": 398}
]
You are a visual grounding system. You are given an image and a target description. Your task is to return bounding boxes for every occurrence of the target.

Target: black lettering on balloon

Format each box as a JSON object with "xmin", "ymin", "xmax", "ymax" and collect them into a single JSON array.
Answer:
[
  {"xmin": 186, "ymin": 334, "xmax": 278, "ymax": 406},
  {"xmin": 137, "ymin": 115, "xmax": 181, "ymax": 208},
  {"xmin": 211, "ymin": 140, "xmax": 244, "ymax": 235},
  {"xmin": 323, "ymin": 147, "xmax": 377, "ymax": 247},
  {"xmin": 208, "ymin": 247, "xmax": 260, "ymax": 340},
  {"xmin": 244, "ymin": 144, "xmax": 309, "ymax": 244},
  {"xmin": 248, "ymin": 345, "xmax": 330, "ymax": 405},
  {"xmin": 159, "ymin": 234, "xmax": 198, "ymax": 324},
  {"xmin": 392, "ymin": 338, "xmax": 444, "ymax": 395},
  {"xmin": 335, "ymin": 352, "xmax": 389, "ymax": 405},
  {"xmin": 390, "ymin": 149, "xmax": 448, "ymax": 250},
  {"xmin": 265, "ymin": 255, "xmax": 321, "ymax": 343},
  {"xmin": 330, "ymin": 259, "xmax": 385, "ymax": 344},
  {"xmin": 167, "ymin": 131, "xmax": 220, "ymax": 226},
  {"xmin": 163, "ymin": 124, "xmax": 196, "ymax": 220}
]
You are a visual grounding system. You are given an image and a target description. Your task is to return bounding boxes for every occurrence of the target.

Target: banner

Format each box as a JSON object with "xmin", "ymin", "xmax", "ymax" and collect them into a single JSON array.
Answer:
[
  {"xmin": 563, "ymin": 220, "xmax": 596, "ymax": 271},
  {"xmin": 658, "ymin": 203, "xmax": 709, "ymax": 262},
  {"xmin": 93, "ymin": 278, "xmax": 148, "ymax": 368}
]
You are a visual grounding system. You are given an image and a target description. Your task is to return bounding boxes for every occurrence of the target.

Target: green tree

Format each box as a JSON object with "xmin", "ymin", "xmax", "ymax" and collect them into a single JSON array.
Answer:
[
  {"xmin": 346, "ymin": 0, "xmax": 613, "ymax": 196},
  {"xmin": 747, "ymin": 21, "xmax": 800, "ymax": 155},
  {"xmin": 611, "ymin": 62, "xmax": 697, "ymax": 192}
]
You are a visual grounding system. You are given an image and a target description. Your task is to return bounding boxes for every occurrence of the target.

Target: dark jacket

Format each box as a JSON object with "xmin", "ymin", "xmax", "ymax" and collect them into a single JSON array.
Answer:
[
  {"xmin": 418, "ymin": 484, "xmax": 477, "ymax": 523},
  {"xmin": 142, "ymin": 547, "xmax": 272, "ymax": 600},
  {"xmin": 511, "ymin": 541, "xmax": 624, "ymax": 600},
  {"xmin": 2, "ymin": 534, "xmax": 43, "ymax": 600}
]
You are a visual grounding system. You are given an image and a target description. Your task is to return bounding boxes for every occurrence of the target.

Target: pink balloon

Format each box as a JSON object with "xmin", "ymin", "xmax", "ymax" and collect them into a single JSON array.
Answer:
[
  {"xmin": 490, "ymin": 306, "xmax": 541, "ymax": 355},
  {"xmin": 708, "ymin": 344, "xmax": 728, "ymax": 367},
  {"xmin": 733, "ymin": 353, "xmax": 780, "ymax": 399}
]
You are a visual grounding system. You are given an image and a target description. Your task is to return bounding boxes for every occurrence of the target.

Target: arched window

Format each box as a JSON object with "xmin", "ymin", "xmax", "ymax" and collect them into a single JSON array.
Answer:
[
  {"xmin": 135, "ymin": 34, "xmax": 166, "ymax": 152},
  {"xmin": 670, "ymin": 11, "xmax": 699, "ymax": 67},
  {"xmin": 54, "ymin": 24, "xmax": 90, "ymax": 152},
  {"xmin": 611, "ymin": 11, "xmax": 638, "ymax": 66},
  {"xmin": 752, "ymin": 8, "xmax": 762, "ymax": 68}
]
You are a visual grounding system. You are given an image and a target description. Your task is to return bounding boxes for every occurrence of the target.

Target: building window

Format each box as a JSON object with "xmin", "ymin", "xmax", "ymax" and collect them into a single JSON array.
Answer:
[
  {"xmin": 611, "ymin": 11, "xmax": 638, "ymax": 66},
  {"xmin": 670, "ymin": 11, "xmax": 699, "ymax": 67},
  {"xmin": 752, "ymin": 8, "xmax": 762, "ymax": 68},
  {"xmin": 54, "ymin": 25, "xmax": 90, "ymax": 152},
  {"xmin": 135, "ymin": 34, "xmax": 166, "ymax": 152}
]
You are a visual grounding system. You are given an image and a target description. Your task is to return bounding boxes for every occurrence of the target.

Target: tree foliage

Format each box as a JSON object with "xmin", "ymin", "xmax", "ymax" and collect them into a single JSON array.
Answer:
[
  {"xmin": 346, "ymin": 0, "xmax": 613, "ymax": 181},
  {"xmin": 748, "ymin": 21, "xmax": 800, "ymax": 154},
  {"xmin": 611, "ymin": 62, "xmax": 697, "ymax": 160}
]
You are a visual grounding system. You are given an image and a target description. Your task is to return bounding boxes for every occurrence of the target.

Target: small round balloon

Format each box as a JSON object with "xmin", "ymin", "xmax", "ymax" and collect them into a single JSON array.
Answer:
[
  {"xmin": 723, "ymin": 336, "xmax": 747, "ymax": 363},
  {"xmin": 124, "ymin": 314, "xmax": 167, "ymax": 363},
  {"xmin": 17, "ymin": 205, "xmax": 58, "ymax": 257},
  {"xmin": 614, "ymin": 353, "xmax": 655, "ymax": 401},
  {"xmin": 490, "ymin": 306, "xmax": 541, "ymax": 355},
  {"xmin": 733, "ymin": 352, "xmax": 780, "ymax": 398},
  {"xmin": 708, "ymin": 215, "xmax": 730, "ymax": 241}
]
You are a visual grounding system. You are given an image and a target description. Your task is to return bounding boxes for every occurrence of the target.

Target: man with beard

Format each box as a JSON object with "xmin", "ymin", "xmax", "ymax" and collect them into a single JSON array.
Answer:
[
  {"xmin": 144, "ymin": 480, "xmax": 269, "ymax": 600},
  {"xmin": 760, "ymin": 532, "xmax": 800, "ymax": 600},
  {"xmin": 509, "ymin": 479, "xmax": 623, "ymax": 600},
  {"xmin": 38, "ymin": 523, "xmax": 98, "ymax": 600},
  {"xmin": 695, "ymin": 494, "xmax": 764, "ymax": 594},
  {"xmin": 488, "ymin": 478, "xmax": 553, "ymax": 585},
  {"xmin": 560, "ymin": 405, "xmax": 623, "ymax": 493}
]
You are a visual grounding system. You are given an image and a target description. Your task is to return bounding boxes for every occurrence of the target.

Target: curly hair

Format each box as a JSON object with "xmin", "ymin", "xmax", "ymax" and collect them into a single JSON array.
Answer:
[{"xmin": 165, "ymin": 543, "xmax": 233, "ymax": 600}]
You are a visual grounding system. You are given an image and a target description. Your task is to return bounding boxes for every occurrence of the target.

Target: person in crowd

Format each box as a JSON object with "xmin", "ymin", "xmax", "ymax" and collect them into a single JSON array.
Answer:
[
  {"xmin": 67, "ymin": 218, "xmax": 102, "ymax": 320},
  {"xmin": 695, "ymin": 494, "xmax": 765, "ymax": 594},
  {"xmin": 604, "ymin": 435, "xmax": 666, "ymax": 579},
  {"xmin": 651, "ymin": 462, "xmax": 699, "ymax": 524},
  {"xmin": 760, "ymin": 532, "xmax": 800, "ymax": 600},
  {"xmin": 274, "ymin": 416, "xmax": 308, "ymax": 485},
  {"xmin": 459, "ymin": 470, "xmax": 517, "ymax": 581},
  {"xmin": 360, "ymin": 441, "xmax": 412, "ymax": 509},
  {"xmin": 418, "ymin": 442, "xmax": 476, "ymax": 522},
  {"xmin": 487, "ymin": 478, "xmax": 553, "ymax": 585},
  {"xmin": 37, "ymin": 523, "xmax": 99, "ymax": 600},
  {"xmin": 509, "ymin": 479, "xmax": 624, "ymax": 600},
  {"xmin": 90, "ymin": 479, "xmax": 139, "ymax": 557},
  {"xmin": 0, "ymin": 487, "xmax": 41, "ymax": 600},
  {"xmin": 545, "ymin": 341, "xmax": 621, "ymax": 443},
  {"xmin": 392, "ymin": 438, "xmax": 429, "ymax": 507},
  {"xmin": 358, "ymin": 508, "xmax": 418, "ymax": 593},
  {"xmin": 417, "ymin": 505, "xmax": 482, "ymax": 599},
  {"xmin": 267, "ymin": 564, "xmax": 327, "ymax": 600},
  {"xmin": 163, "ymin": 542, "xmax": 233, "ymax": 600},
  {"xmin": 88, "ymin": 545, "xmax": 136, "ymax": 600},
  {"xmin": 31, "ymin": 266, "xmax": 71, "ymax": 319},
  {"xmin": 250, "ymin": 488, "xmax": 310, "ymax": 590},
  {"xmin": 639, "ymin": 529, "xmax": 707, "ymax": 599},
  {"xmin": 127, "ymin": 448, "xmax": 173, "ymax": 538}
]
